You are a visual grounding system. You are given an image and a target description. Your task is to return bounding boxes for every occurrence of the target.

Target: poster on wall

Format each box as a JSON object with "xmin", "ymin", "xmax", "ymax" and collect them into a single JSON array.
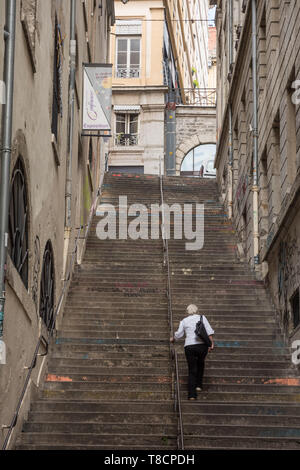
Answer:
[{"xmin": 82, "ymin": 64, "xmax": 112, "ymax": 136}]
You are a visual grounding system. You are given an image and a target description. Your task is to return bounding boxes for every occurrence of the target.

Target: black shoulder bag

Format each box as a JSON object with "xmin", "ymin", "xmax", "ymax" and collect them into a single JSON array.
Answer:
[{"xmin": 195, "ymin": 315, "xmax": 212, "ymax": 347}]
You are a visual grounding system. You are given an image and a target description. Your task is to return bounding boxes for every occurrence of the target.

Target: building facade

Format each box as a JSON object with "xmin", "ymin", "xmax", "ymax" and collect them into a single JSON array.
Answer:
[
  {"xmin": 108, "ymin": 0, "xmax": 211, "ymax": 175},
  {"xmin": 214, "ymin": 0, "xmax": 300, "ymax": 344},
  {"xmin": 208, "ymin": 25, "xmax": 217, "ymax": 89},
  {"xmin": 0, "ymin": 0, "xmax": 114, "ymax": 448}
]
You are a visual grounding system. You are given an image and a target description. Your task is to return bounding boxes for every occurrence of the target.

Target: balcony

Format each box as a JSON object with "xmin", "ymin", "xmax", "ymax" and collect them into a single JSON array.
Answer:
[
  {"xmin": 114, "ymin": 134, "xmax": 139, "ymax": 146},
  {"xmin": 168, "ymin": 88, "xmax": 217, "ymax": 107},
  {"xmin": 116, "ymin": 67, "xmax": 140, "ymax": 79}
]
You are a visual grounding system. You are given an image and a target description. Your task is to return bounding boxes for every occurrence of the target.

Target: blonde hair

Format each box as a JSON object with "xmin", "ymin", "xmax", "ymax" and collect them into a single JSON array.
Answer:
[{"xmin": 186, "ymin": 304, "xmax": 199, "ymax": 315}]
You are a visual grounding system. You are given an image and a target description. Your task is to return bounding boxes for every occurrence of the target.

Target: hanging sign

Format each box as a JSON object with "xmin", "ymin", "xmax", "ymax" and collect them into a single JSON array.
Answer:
[{"xmin": 82, "ymin": 64, "xmax": 112, "ymax": 135}]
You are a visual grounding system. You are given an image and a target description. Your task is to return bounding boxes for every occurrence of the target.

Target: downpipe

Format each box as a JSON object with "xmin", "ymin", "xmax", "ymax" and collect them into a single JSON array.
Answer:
[
  {"xmin": 63, "ymin": 0, "xmax": 76, "ymax": 278},
  {"xmin": 251, "ymin": 0, "xmax": 260, "ymax": 266},
  {"xmin": 65, "ymin": 0, "xmax": 76, "ymax": 228},
  {"xmin": 0, "ymin": 0, "xmax": 17, "ymax": 358}
]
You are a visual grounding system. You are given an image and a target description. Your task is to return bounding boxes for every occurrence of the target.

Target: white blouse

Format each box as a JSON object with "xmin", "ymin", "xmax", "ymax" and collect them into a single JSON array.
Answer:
[{"xmin": 174, "ymin": 314, "xmax": 215, "ymax": 347}]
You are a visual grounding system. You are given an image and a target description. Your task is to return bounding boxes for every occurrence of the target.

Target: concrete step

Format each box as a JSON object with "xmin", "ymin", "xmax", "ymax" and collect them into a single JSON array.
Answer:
[
  {"xmin": 41, "ymin": 389, "xmax": 172, "ymax": 401},
  {"xmin": 31, "ymin": 400, "xmax": 175, "ymax": 413},
  {"xmin": 51, "ymin": 350, "xmax": 290, "ymax": 363},
  {"xmin": 27, "ymin": 411, "xmax": 176, "ymax": 424},
  {"xmin": 16, "ymin": 432, "xmax": 177, "ymax": 449},
  {"xmin": 23, "ymin": 420, "xmax": 178, "ymax": 435},
  {"xmin": 182, "ymin": 435, "xmax": 300, "ymax": 450},
  {"xmin": 43, "ymin": 381, "xmax": 172, "ymax": 392},
  {"xmin": 61, "ymin": 320, "xmax": 276, "ymax": 330},
  {"xmin": 180, "ymin": 402, "xmax": 300, "ymax": 415},
  {"xmin": 47, "ymin": 365, "xmax": 171, "ymax": 375},
  {"xmin": 16, "ymin": 173, "xmax": 300, "ymax": 451},
  {"xmin": 182, "ymin": 423, "xmax": 300, "ymax": 438},
  {"xmin": 178, "ymin": 391, "xmax": 300, "ymax": 403}
]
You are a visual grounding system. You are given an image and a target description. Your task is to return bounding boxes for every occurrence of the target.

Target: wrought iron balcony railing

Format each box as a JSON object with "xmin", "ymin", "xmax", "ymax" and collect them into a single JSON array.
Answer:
[
  {"xmin": 114, "ymin": 133, "xmax": 139, "ymax": 146},
  {"xmin": 168, "ymin": 88, "xmax": 217, "ymax": 107},
  {"xmin": 116, "ymin": 66, "xmax": 140, "ymax": 78}
]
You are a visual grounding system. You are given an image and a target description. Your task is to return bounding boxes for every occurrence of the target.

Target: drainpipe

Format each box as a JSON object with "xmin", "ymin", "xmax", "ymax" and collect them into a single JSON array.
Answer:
[
  {"xmin": 251, "ymin": 0, "xmax": 260, "ymax": 266},
  {"xmin": 228, "ymin": 0, "xmax": 234, "ymax": 219},
  {"xmin": 65, "ymin": 0, "xmax": 76, "ymax": 228},
  {"xmin": 166, "ymin": 89, "xmax": 176, "ymax": 176},
  {"xmin": 0, "ymin": 0, "xmax": 17, "ymax": 344}
]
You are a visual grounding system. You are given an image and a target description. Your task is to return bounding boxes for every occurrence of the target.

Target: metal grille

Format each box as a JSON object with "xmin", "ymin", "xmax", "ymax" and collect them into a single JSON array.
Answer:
[
  {"xmin": 39, "ymin": 241, "xmax": 55, "ymax": 331},
  {"xmin": 170, "ymin": 88, "xmax": 216, "ymax": 107},
  {"xmin": 114, "ymin": 133, "xmax": 139, "ymax": 146},
  {"xmin": 8, "ymin": 158, "xmax": 29, "ymax": 288},
  {"xmin": 116, "ymin": 66, "xmax": 140, "ymax": 78},
  {"xmin": 51, "ymin": 17, "xmax": 63, "ymax": 140}
]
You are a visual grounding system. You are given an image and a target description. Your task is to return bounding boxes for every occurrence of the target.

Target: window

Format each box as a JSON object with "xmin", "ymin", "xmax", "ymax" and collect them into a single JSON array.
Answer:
[
  {"xmin": 116, "ymin": 37, "xmax": 141, "ymax": 78},
  {"xmin": 271, "ymin": 112, "xmax": 281, "ymax": 218},
  {"xmin": 291, "ymin": 289, "xmax": 300, "ymax": 330},
  {"xmin": 260, "ymin": 148, "xmax": 270, "ymax": 231},
  {"xmin": 115, "ymin": 113, "xmax": 139, "ymax": 146},
  {"xmin": 180, "ymin": 144, "xmax": 216, "ymax": 177},
  {"xmin": 39, "ymin": 241, "xmax": 55, "ymax": 331},
  {"xmin": 8, "ymin": 158, "xmax": 29, "ymax": 288},
  {"xmin": 51, "ymin": 15, "xmax": 64, "ymax": 142}
]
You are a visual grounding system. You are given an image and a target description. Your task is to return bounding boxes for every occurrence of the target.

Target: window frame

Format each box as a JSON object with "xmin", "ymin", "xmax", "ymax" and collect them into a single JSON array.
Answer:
[
  {"xmin": 116, "ymin": 36, "xmax": 141, "ymax": 78},
  {"xmin": 39, "ymin": 241, "xmax": 55, "ymax": 331},
  {"xmin": 291, "ymin": 289, "xmax": 300, "ymax": 331},
  {"xmin": 8, "ymin": 157, "xmax": 29, "ymax": 289},
  {"xmin": 51, "ymin": 15, "xmax": 64, "ymax": 144},
  {"xmin": 115, "ymin": 112, "xmax": 139, "ymax": 146}
]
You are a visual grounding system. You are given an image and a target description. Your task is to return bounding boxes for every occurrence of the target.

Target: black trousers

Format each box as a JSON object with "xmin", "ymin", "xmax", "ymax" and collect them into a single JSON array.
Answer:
[{"xmin": 184, "ymin": 344, "xmax": 208, "ymax": 398}]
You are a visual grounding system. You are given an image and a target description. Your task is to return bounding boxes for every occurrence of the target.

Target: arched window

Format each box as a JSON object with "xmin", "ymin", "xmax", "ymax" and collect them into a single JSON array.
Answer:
[
  {"xmin": 39, "ymin": 241, "xmax": 55, "ymax": 330},
  {"xmin": 8, "ymin": 158, "xmax": 29, "ymax": 288},
  {"xmin": 180, "ymin": 144, "xmax": 217, "ymax": 177}
]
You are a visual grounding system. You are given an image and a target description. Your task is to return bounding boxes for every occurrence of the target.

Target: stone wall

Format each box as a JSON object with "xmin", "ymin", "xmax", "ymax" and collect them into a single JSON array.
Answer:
[
  {"xmin": 214, "ymin": 0, "xmax": 300, "ymax": 343},
  {"xmin": 0, "ymin": 0, "xmax": 113, "ymax": 448}
]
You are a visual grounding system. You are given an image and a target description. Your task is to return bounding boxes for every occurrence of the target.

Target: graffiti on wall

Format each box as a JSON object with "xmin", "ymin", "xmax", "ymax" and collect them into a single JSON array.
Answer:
[
  {"xmin": 32, "ymin": 235, "xmax": 40, "ymax": 313},
  {"xmin": 235, "ymin": 172, "xmax": 249, "ymax": 213},
  {"xmin": 277, "ymin": 233, "xmax": 300, "ymax": 333}
]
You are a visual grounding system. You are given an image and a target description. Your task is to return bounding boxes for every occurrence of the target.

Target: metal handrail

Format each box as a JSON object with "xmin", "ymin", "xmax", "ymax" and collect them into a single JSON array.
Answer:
[
  {"xmin": 159, "ymin": 170, "xmax": 184, "ymax": 450},
  {"xmin": 168, "ymin": 88, "xmax": 217, "ymax": 107},
  {"xmin": 114, "ymin": 133, "xmax": 139, "ymax": 147},
  {"xmin": 1, "ymin": 183, "xmax": 103, "ymax": 450}
]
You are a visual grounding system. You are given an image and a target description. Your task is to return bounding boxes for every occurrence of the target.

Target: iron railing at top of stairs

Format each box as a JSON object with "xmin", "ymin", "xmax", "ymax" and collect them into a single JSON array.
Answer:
[
  {"xmin": 168, "ymin": 88, "xmax": 216, "ymax": 107},
  {"xmin": 159, "ymin": 160, "xmax": 184, "ymax": 450},
  {"xmin": 1, "ymin": 182, "xmax": 104, "ymax": 450}
]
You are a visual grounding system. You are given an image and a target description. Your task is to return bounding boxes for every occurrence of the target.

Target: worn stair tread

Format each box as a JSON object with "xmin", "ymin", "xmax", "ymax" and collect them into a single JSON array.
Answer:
[{"xmin": 16, "ymin": 173, "xmax": 300, "ymax": 451}]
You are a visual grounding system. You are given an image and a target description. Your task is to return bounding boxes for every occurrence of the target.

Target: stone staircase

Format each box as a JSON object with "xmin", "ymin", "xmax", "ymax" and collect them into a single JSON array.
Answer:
[
  {"xmin": 163, "ymin": 176, "xmax": 300, "ymax": 450},
  {"xmin": 15, "ymin": 173, "xmax": 177, "ymax": 450},
  {"xmin": 15, "ymin": 173, "xmax": 300, "ymax": 450}
]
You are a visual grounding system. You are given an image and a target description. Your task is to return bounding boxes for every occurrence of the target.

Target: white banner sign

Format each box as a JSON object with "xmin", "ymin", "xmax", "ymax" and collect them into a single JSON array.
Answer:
[{"xmin": 83, "ymin": 64, "xmax": 112, "ymax": 133}]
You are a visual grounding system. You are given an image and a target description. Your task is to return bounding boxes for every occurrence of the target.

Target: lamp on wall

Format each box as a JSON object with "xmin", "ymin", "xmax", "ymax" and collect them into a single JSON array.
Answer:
[{"xmin": 121, "ymin": 0, "xmax": 129, "ymax": 4}]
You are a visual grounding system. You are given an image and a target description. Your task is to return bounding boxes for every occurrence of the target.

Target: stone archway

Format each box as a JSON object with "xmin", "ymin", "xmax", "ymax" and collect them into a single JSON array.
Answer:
[{"xmin": 175, "ymin": 106, "xmax": 216, "ymax": 176}]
